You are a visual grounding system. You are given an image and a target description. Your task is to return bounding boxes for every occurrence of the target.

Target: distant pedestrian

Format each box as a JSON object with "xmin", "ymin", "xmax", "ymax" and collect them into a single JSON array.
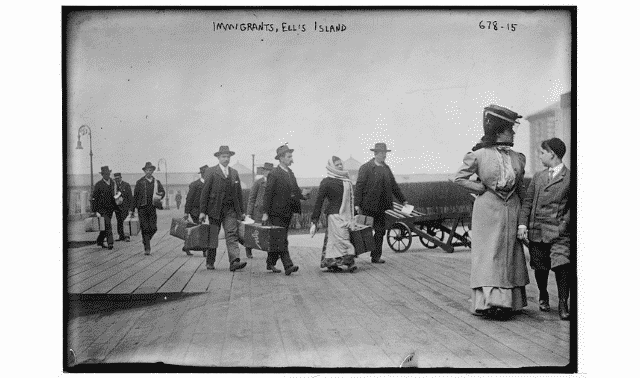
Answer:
[
  {"xmin": 130, "ymin": 162, "xmax": 165, "ymax": 255},
  {"xmin": 244, "ymin": 162, "xmax": 274, "ymax": 259},
  {"xmin": 518, "ymin": 137, "xmax": 571, "ymax": 320},
  {"xmin": 354, "ymin": 143, "xmax": 408, "ymax": 264},
  {"xmin": 198, "ymin": 146, "xmax": 247, "ymax": 272},
  {"xmin": 92, "ymin": 166, "xmax": 117, "ymax": 250},
  {"xmin": 175, "ymin": 191, "xmax": 182, "ymax": 210},
  {"xmin": 114, "ymin": 172, "xmax": 133, "ymax": 242},
  {"xmin": 262, "ymin": 144, "xmax": 310, "ymax": 275},
  {"xmin": 454, "ymin": 104, "xmax": 529, "ymax": 319},
  {"xmin": 182, "ymin": 165, "xmax": 208, "ymax": 256}
]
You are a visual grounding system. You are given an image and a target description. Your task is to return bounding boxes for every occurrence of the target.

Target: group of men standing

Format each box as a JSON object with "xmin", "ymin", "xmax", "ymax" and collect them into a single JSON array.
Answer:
[{"xmin": 91, "ymin": 167, "xmax": 133, "ymax": 249}]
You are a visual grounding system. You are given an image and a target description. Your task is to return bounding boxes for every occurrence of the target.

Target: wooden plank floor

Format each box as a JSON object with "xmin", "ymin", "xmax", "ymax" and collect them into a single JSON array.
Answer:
[{"xmin": 67, "ymin": 212, "xmax": 572, "ymax": 368}]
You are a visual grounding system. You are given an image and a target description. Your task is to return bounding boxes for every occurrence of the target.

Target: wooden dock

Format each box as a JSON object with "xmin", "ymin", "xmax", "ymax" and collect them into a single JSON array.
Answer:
[{"xmin": 66, "ymin": 212, "xmax": 572, "ymax": 369}]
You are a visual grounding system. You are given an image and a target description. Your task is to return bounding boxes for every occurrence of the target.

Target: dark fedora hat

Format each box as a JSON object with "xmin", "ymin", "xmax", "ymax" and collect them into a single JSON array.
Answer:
[
  {"xmin": 262, "ymin": 162, "xmax": 274, "ymax": 170},
  {"xmin": 114, "ymin": 172, "xmax": 122, "ymax": 178},
  {"xmin": 483, "ymin": 104, "xmax": 522, "ymax": 125},
  {"xmin": 142, "ymin": 162, "xmax": 156, "ymax": 171},
  {"xmin": 214, "ymin": 145, "xmax": 235, "ymax": 157},
  {"xmin": 275, "ymin": 144, "xmax": 294, "ymax": 159},
  {"xmin": 100, "ymin": 166, "xmax": 112, "ymax": 175},
  {"xmin": 199, "ymin": 165, "xmax": 209, "ymax": 174},
  {"xmin": 370, "ymin": 142, "xmax": 392, "ymax": 152}
]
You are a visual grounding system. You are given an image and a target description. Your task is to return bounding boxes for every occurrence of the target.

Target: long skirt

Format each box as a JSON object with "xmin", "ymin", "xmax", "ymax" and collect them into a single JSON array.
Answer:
[
  {"xmin": 470, "ymin": 190, "xmax": 529, "ymax": 312},
  {"xmin": 320, "ymin": 214, "xmax": 356, "ymax": 269}
]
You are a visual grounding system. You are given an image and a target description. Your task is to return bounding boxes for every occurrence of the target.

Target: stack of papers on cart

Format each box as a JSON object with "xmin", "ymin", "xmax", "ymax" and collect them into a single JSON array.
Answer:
[{"xmin": 400, "ymin": 204, "xmax": 414, "ymax": 216}]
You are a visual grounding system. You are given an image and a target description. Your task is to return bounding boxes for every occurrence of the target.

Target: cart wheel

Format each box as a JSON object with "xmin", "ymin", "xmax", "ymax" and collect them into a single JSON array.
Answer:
[
  {"xmin": 387, "ymin": 222, "xmax": 412, "ymax": 253},
  {"xmin": 417, "ymin": 224, "xmax": 444, "ymax": 249},
  {"xmin": 462, "ymin": 223, "xmax": 472, "ymax": 248}
]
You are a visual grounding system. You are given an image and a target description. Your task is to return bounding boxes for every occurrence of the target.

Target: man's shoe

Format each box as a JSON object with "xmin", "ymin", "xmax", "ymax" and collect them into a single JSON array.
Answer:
[
  {"xmin": 117, "ymin": 236, "xmax": 126, "ymax": 241},
  {"xmin": 285, "ymin": 265, "xmax": 299, "ymax": 276},
  {"xmin": 206, "ymin": 263, "xmax": 215, "ymax": 270},
  {"xmin": 559, "ymin": 300, "xmax": 570, "ymax": 320},
  {"xmin": 371, "ymin": 259, "xmax": 386, "ymax": 264},
  {"xmin": 348, "ymin": 265, "xmax": 358, "ymax": 273},
  {"xmin": 539, "ymin": 299, "xmax": 551, "ymax": 312},
  {"xmin": 203, "ymin": 251, "xmax": 207, "ymax": 257},
  {"xmin": 125, "ymin": 236, "xmax": 131, "ymax": 242},
  {"xmin": 230, "ymin": 261, "xmax": 247, "ymax": 272},
  {"xmin": 107, "ymin": 245, "xmax": 114, "ymax": 250},
  {"xmin": 182, "ymin": 246, "xmax": 193, "ymax": 256},
  {"xmin": 144, "ymin": 250, "xmax": 151, "ymax": 255},
  {"xmin": 267, "ymin": 265, "xmax": 282, "ymax": 273},
  {"xmin": 97, "ymin": 241, "xmax": 106, "ymax": 248}
]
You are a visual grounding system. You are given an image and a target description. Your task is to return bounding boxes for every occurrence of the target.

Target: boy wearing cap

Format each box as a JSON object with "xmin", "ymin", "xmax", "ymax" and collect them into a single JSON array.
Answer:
[
  {"xmin": 244, "ymin": 162, "xmax": 274, "ymax": 258},
  {"xmin": 130, "ymin": 162, "xmax": 165, "ymax": 255},
  {"xmin": 354, "ymin": 143, "xmax": 408, "ymax": 264},
  {"xmin": 262, "ymin": 145, "xmax": 309, "ymax": 275},
  {"xmin": 113, "ymin": 172, "xmax": 133, "ymax": 242},
  {"xmin": 198, "ymin": 146, "xmax": 247, "ymax": 271},
  {"xmin": 182, "ymin": 165, "xmax": 209, "ymax": 256},
  {"xmin": 92, "ymin": 166, "xmax": 117, "ymax": 250},
  {"xmin": 518, "ymin": 138, "xmax": 571, "ymax": 320}
]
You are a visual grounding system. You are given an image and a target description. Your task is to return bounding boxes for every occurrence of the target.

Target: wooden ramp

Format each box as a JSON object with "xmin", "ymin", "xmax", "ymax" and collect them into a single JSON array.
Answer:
[{"xmin": 67, "ymin": 228, "xmax": 572, "ymax": 368}]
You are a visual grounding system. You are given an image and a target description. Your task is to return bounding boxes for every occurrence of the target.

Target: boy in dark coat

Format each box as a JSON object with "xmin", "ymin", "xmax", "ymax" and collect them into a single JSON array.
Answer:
[
  {"xmin": 130, "ymin": 162, "xmax": 165, "ymax": 255},
  {"xmin": 518, "ymin": 138, "xmax": 571, "ymax": 320},
  {"xmin": 92, "ymin": 165, "xmax": 117, "ymax": 249}
]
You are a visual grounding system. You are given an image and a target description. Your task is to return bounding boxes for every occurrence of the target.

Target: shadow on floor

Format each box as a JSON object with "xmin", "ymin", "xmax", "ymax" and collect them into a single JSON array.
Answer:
[{"xmin": 66, "ymin": 293, "xmax": 206, "ymax": 319}]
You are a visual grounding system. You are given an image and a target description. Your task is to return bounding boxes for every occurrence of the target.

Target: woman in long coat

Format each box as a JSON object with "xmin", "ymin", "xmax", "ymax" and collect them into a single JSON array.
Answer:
[
  {"xmin": 454, "ymin": 104, "xmax": 529, "ymax": 318},
  {"xmin": 311, "ymin": 156, "xmax": 357, "ymax": 273}
]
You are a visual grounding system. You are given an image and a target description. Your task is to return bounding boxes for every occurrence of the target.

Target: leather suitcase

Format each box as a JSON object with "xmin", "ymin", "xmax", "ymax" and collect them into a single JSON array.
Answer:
[
  {"xmin": 84, "ymin": 216, "xmax": 105, "ymax": 232},
  {"xmin": 124, "ymin": 215, "xmax": 140, "ymax": 236},
  {"xmin": 350, "ymin": 225, "xmax": 375, "ymax": 256},
  {"xmin": 237, "ymin": 221, "xmax": 287, "ymax": 252},
  {"xmin": 184, "ymin": 223, "xmax": 210, "ymax": 250},
  {"xmin": 170, "ymin": 217, "xmax": 196, "ymax": 240}
]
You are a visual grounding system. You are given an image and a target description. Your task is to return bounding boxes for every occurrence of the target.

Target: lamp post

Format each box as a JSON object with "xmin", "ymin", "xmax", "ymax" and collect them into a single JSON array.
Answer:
[
  {"xmin": 157, "ymin": 158, "xmax": 169, "ymax": 209},
  {"xmin": 76, "ymin": 125, "xmax": 94, "ymax": 212}
]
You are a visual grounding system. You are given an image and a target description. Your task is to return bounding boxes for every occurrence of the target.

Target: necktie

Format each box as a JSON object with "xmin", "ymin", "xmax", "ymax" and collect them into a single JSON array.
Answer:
[{"xmin": 548, "ymin": 170, "xmax": 553, "ymax": 184}]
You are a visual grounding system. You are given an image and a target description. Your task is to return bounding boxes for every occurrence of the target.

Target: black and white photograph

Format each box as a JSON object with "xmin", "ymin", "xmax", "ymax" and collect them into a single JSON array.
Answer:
[{"xmin": 62, "ymin": 5, "xmax": 577, "ymax": 372}]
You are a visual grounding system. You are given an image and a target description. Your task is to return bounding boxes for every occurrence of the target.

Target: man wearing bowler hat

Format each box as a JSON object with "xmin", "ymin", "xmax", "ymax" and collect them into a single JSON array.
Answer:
[
  {"xmin": 113, "ymin": 172, "xmax": 133, "ymax": 242},
  {"xmin": 199, "ymin": 146, "xmax": 247, "ymax": 271},
  {"xmin": 182, "ymin": 165, "xmax": 209, "ymax": 256},
  {"xmin": 262, "ymin": 144, "xmax": 310, "ymax": 275},
  {"xmin": 244, "ymin": 162, "xmax": 274, "ymax": 259},
  {"xmin": 130, "ymin": 162, "xmax": 165, "ymax": 255},
  {"xmin": 355, "ymin": 143, "xmax": 409, "ymax": 264},
  {"xmin": 92, "ymin": 166, "xmax": 117, "ymax": 250}
]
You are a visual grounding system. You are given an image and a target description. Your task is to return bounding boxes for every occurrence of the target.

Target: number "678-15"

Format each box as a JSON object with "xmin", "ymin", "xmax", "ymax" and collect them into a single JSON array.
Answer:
[{"xmin": 479, "ymin": 21, "xmax": 517, "ymax": 31}]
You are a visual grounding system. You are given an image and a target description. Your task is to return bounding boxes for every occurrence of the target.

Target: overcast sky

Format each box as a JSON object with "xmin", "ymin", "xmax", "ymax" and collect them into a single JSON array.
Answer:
[{"xmin": 66, "ymin": 9, "xmax": 571, "ymax": 178}]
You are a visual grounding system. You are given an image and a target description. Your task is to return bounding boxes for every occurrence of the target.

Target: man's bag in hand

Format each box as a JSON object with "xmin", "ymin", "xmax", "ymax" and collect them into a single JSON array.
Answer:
[
  {"xmin": 124, "ymin": 215, "xmax": 140, "ymax": 236},
  {"xmin": 170, "ymin": 217, "xmax": 196, "ymax": 240},
  {"xmin": 84, "ymin": 215, "xmax": 105, "ymax": 232},
  {"xmin": 350, "ymin": 225, "xmax": 375, "ymax": 256}
]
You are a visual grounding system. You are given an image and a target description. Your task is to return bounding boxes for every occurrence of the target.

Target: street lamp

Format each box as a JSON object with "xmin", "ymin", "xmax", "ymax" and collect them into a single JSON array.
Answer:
[
  {"xmin": 157, "ymin": 158, "xmax": 169, "ymax": 209},
  {"xmin": 76, "ymin": 125, "xmax": 94, "ymax": 212}
]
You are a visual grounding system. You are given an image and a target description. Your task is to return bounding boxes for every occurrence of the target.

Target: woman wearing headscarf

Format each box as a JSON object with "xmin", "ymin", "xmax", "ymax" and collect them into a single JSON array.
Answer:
[
  {"xmin": 310, "ymin": 156, "xmax": 357, "ymax": 273},
  {"xmin": 454, "ymin": 104, "xmax": 530, "ymax": 319}
]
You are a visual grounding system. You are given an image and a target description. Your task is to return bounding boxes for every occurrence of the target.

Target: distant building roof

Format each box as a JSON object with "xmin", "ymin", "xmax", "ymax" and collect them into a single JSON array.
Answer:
[
  {"xmin": 232, "ymin": 162, "xmax": 252, "ymax": 174},
  {"xmin": 343, "ymin": 156, "xmax": 362, "ymax": 171},
  {"xmin": 525, "ymin": 91, "xmax": 571, "ymax": 122}
]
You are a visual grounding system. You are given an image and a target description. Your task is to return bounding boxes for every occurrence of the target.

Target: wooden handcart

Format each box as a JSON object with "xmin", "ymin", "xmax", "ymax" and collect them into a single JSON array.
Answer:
[{"xmin": 384, "ymin": 202, "xmax": 472, "ymax": 253}]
